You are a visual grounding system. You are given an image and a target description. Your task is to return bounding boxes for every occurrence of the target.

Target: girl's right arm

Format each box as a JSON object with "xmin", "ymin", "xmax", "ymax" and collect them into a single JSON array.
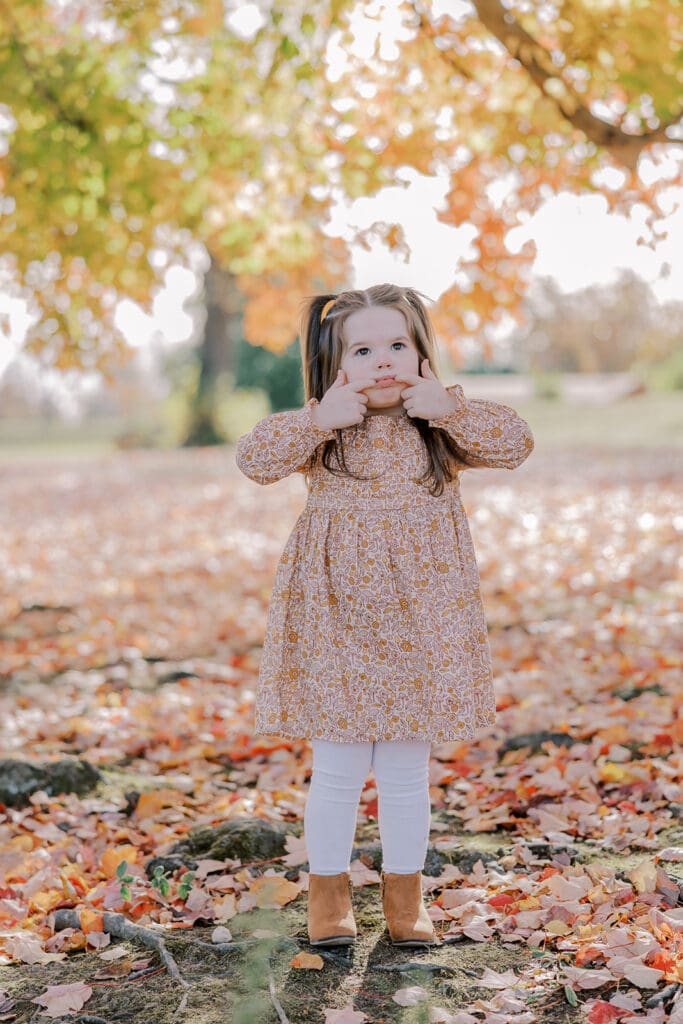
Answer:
[{"xmin": 235, "ymin": 398, "xmax": 338, "ymax": 484}]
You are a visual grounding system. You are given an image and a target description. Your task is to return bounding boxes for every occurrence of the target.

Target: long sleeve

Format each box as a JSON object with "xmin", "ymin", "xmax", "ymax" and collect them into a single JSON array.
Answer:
[
  {"xmin": 235, "ymin": 397, "xmax": 338, "ymax": 485},
  {"xmin": 428, "ymin": 384, "xmax": 534, "ymax": 470}
]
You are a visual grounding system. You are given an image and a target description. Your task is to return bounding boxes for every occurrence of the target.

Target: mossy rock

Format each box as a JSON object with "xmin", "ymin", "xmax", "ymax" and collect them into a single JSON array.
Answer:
[
  {"xmin": 501, "ymin": 731, "xmax": 578, "ymax": 755},
  {"xmin": 0, "ymin": 757, "xmax": 101, "ymax": 808},
  {"xmin": 146, "ymin": 825, "xmax": 506, "ymax": 882},
  {"xmin": 148, "ymin": 817, "xmax": 290, "ymax": 877}
]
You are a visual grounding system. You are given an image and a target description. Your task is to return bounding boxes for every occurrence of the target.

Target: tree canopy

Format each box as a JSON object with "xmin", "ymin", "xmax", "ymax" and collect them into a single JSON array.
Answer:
[{"xmin": 0, "ymin": 0, "xmax": 680, "ymax": 374}]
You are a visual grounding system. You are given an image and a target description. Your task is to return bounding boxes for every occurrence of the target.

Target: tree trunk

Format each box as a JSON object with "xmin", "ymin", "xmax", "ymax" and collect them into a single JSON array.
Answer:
[{"xmin": 182, "ymin": 256, "xmax": 244, "ymax": 447}]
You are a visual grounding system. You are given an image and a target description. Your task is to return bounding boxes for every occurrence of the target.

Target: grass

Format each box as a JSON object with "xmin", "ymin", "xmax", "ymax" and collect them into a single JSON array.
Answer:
[
  {"xmin": 0, "ymin": 390, "xmax": 681, "ymax": 460},
  {"xmin": 514, "ymin": 392, "xmax": 683, "ymax": 449}
]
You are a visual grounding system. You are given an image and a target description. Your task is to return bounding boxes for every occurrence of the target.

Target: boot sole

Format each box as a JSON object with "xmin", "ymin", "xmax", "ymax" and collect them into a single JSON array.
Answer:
[
  {"xmin": 309, "ymin": 935, "xmax": 356, "ymax": 946},
  {"xmin": 390, "ymin": 937, "xmax": 439, "ymax": 947}
]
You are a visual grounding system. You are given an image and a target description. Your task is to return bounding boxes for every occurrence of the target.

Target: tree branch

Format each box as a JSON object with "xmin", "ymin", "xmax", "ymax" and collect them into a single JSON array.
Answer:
[
  {"xmin": 419, "ymin": 0, "xmax": 681, "ymax": 171},
  {"xmin": 0, "ymin": 0, "xmax": 94, "ymax": 137}
]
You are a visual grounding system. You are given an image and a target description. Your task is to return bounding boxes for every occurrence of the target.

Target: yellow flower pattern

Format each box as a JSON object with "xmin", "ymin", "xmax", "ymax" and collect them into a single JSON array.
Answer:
[{"xmin": 235, "ymin": 384, "xmax": 534, "ymax": 743}]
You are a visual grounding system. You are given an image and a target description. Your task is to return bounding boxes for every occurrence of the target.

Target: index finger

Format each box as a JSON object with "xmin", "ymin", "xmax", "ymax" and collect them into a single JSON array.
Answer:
[{"xmin": 348, "ymin": 378, "xmax": 379, "ymax": 391}]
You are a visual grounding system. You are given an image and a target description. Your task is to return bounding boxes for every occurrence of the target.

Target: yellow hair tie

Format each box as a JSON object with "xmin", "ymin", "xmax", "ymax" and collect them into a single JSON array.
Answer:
[{"xmin": 320, "ymin": 298, "xmax": 336, "ymax": 324}]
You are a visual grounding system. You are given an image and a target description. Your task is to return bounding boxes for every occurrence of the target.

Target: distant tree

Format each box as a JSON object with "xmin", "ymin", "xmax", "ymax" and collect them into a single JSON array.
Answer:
[
  {"xmin": 515, "ymin": 270, "xmax": 683, "ymax": 373},
  {"xmin": 235, "ymin": 335, "xmax": 304, "ymax": 413}
]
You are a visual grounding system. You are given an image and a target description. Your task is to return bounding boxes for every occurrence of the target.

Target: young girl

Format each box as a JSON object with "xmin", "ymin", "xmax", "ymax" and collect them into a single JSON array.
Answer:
[{"xmin": 235, "ymin": 283, "xmax": 534, "ymax": 949}]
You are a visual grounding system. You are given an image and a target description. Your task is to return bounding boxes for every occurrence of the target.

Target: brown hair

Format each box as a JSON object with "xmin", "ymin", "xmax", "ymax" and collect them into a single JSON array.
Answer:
[{"xmin": 299, "ymin": 283, "xmax": 465, "ymax": 496}]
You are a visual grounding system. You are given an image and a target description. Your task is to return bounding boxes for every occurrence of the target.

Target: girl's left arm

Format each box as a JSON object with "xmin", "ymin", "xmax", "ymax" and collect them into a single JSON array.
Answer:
[{"xmin": 428, "ymin": 384, "xmax": 534, "ymax": 469}]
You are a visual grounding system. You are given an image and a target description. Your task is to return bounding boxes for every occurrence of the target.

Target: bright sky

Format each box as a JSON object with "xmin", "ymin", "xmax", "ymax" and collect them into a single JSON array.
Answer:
[{"xmin": 1, "ymin": 0, "xmax": 682, "ymax": 410}]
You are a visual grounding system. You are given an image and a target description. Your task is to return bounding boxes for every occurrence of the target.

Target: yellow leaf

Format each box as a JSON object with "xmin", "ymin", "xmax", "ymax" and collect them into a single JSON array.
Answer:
[
  {"xmin": 598, "ymin": 762, "xmax": 627, "ymax": 783},
  {"xmin": 516, "ymin": 896, "xmax": 541, "ymax": 910},
  {"xmin": 545, "ymin": 919, "xmax": 572, "ymax": 935},
  {"xmin": 29, "ymin": 889, "xmax": 63, "ymax": 914},
  {"xmin": 250, "ymin": 876, "xmax": 301, "ymax": 908}
]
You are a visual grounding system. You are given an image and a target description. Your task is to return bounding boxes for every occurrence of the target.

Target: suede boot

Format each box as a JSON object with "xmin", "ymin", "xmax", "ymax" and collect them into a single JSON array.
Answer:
[
  {"xmin": 380, "ymin": 870, "xmax": 439, "ymax": 946},
  {"xmin": 307, "ymin": 871, "xmax": 357, "ymax": 946}
]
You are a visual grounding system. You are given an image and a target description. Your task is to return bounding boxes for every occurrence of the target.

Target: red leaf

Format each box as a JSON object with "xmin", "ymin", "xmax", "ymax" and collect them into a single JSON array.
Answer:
[{"xmin": 587, "ymin": 1001, "xmax": 623, "ymax": 1024}]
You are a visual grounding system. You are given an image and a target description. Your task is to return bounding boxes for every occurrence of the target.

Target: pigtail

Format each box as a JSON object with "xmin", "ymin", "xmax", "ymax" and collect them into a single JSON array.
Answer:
[
  {"xmin": 299, "ymin": 293, "xmax": 337, "ymax": 402},
  {"xmin": 403, "ymin": 288, "xmax": 437, "ymax": 351}
]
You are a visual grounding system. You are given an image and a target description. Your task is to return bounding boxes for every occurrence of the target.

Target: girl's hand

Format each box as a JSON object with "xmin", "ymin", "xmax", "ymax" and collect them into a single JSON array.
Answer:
[
  {"xmin": 312, "ymin": 368, "xmax": 377, "ymax": 429},
  {"xmin": 395, "ymin": 360, "xmax": 462, "ymax": 420}
]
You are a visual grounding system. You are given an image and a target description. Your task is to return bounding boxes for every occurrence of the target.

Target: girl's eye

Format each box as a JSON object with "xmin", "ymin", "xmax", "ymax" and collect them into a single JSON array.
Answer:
[{"xmin": 354, "ymin": 342, "xmax": 405, "ymax": 356}]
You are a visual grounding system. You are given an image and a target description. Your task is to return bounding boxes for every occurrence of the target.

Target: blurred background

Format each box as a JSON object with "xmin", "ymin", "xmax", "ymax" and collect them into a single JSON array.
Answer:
[{"xmin": 1, "ymin": 0, "xmax": 682, "ymax": 456}]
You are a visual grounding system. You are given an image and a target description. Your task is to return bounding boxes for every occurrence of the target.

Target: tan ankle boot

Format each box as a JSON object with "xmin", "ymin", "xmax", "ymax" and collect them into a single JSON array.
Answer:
[
  {"xmin": 380, "ymin": 870, "xmax": 438, "ymax": 946},
  {"xmin": 307, "ymin": 871, "xmax": 357, "ymax": 946}
]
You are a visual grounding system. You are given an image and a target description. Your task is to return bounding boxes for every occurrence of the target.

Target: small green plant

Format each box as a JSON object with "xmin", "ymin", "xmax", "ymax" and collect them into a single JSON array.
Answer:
[
  {"xmin": 116, "ymin": 859, "xmax": 135, "ymax": 902},
  {"xmin": 149, "ymin": 865, "xmax": 196, "ymax": 901},
  {"xmin": 564, "ymin": 984, "xmax": 579, "ymax": 1006},
  {"xmin": 117, "ymin": 860, "xmax": 196, "ymax": 904},
  {"xmin": 150, "ymin": 864, "xmax": 171, "ymax": 899},
  {"xmin": 177, "ymin": 870, "xmax": 196, "ymax": 901}
]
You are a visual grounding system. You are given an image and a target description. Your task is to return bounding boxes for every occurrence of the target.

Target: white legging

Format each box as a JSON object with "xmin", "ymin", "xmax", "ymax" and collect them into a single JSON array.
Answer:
[{"xmin": 304, "ymin": 739, "xmax": 432, "ymax": 874}]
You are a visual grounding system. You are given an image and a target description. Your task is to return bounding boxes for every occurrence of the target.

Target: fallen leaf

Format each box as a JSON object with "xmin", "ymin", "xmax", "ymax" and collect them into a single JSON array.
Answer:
[
  {"xmin": 586, "ymin": 1001, "xmax": 623, "ymax": 1024},
  {"xmin": 31, "ymin": 982, "xmax": 93, "ymax": 1017},
  {"xmin": 250, "ymin": 875, "xmax": 300, "ymax": 908},
  {"xmin": 79, "ymin": 908, "xmax": 103, "ymax": 934},
  {"xmin": 98, "ymin": 945, "xmax": 130, "ymax": 961},
  {"xmin": 1, "ymin": 933, "xmax": 64, "ymax": 965},
  {"xmin": 393, "ymin": 985, "xmax": 429, "ymax": 1006},
  {"xmin": 0, "ymin": 991, "xmax": 15, "ymax": 1015},
  {"xmin": 323, "ymin": 1008, "xmax": 369, "ymax": 1023},
  {"xmin": 478, "ymin": 967, "xmax": 521, "ymax": 989},
  {"xmin": 290, "ymin": 952, "xmax": 324, "ymax": 970},
  {"xmin": 628, "ymin": 859, "xmax": 657, "ymax": 894},
  {"xmin": 100, "ymin": 846, "xmax": 138, "ymax": 878},
  {"xmin": 656, "ymin": 847, "xmax": 683, "ymax": 861},
  {"xmin": 282, "ymin": 834, "xmax": 309, "ymax": 866},
  {"xmin": 621, "ymin": 960, "xmax": 664, "ymax": 988},
  {"xmin": 93, "ymin": 960, "xmax": 133, "ymax": 980},
  {"xmin": 563, "ymin": 966, "xmax": 615, "ymax": 989},
  {"xmin": 348, "ymin": 859, "xmax": 381, "ymax": 886},
  {"xmin": 134, "ymin": 788, "xmax": 183, "ymax": 819}
]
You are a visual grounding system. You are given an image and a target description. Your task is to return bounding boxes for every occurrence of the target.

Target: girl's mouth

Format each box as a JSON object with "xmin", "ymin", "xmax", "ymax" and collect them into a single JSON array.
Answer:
[{"xmin": 374, "ymin": 377, "xmax": 397, "ymax": 388}]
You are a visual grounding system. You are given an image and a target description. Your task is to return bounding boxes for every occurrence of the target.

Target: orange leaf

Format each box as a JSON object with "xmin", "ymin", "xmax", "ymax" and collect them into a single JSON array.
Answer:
[
  {"xmin": 134, "ymin": 789, "xmax": 181, "ymax": 819},
  {"xmin": 79, "ymin": 909, "xmax": 103, "ymax": 934},
  {"xmin": 100, "ymin": 846, "xmax": 138, "ymax": 878},
  {"xmin": 575, "ymin": 947, "xmax": 606, "ymax": 966},
  {"xmin": 290, "ymin": 951, "xmax": 324, "ymax": 970}
]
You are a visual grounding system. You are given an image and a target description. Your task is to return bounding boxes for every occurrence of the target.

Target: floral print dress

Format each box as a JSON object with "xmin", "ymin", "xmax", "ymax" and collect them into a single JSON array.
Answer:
[{"xmin": 235, "ymin": 384, "xmax": 534, "ymax": 744}]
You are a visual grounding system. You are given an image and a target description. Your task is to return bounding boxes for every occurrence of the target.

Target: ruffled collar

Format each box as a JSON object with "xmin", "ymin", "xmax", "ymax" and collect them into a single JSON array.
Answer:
[{"xmin": 365, "ymin": 410, "xmax": 410, "ymax": 425}]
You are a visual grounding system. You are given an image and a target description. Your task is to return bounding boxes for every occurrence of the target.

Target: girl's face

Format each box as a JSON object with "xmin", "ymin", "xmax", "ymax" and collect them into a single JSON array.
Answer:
[{"xmin": 339, "ymin": 305, "xmax": 420, "ymax": 416}]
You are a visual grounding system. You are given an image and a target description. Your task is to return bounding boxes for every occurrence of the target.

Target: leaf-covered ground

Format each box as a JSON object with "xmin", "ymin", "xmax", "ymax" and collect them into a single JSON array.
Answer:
[{"xmin": 1, "ymin": 445, "xmax": 682, "ymax": 1024}]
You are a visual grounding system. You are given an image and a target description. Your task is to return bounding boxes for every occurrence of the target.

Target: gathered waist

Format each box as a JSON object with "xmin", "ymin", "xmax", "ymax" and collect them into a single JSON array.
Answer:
[{"xmin": 304, "ymin": 490, "xmax": 459, "ymax": 513}]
